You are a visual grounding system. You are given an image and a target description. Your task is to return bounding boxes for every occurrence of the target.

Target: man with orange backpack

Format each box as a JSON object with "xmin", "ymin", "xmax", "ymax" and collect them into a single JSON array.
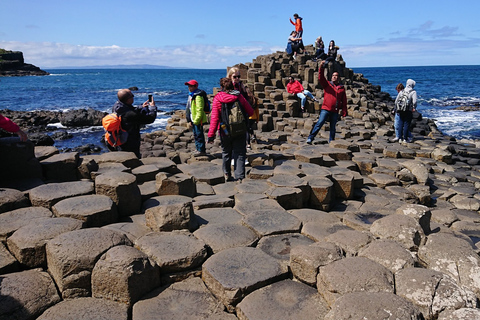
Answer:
[{"xmin": 108, "ymin": 89, "xmax": 157, "ymax": 158}]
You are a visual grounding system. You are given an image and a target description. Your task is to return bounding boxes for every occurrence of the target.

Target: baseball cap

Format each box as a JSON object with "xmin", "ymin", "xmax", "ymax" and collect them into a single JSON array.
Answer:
[{"xmin": 184, "ymin": 80, "xmax": 198, "ymax": 86}]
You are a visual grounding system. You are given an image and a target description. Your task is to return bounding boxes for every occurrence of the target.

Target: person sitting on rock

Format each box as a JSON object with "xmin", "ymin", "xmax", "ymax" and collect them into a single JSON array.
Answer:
[
  {"xmin": 324, "ymin": 40, "xmax": 339, "ymax": 66},
  {"xmin": 286, "ymin": 76, "xmax": 318, "ymax": 112},
  {"xmin": 287, "ymin": 31, "xmax": 303, "ymax": 60},
  {"xmin": 313, "ymin": 36, "xmax": 327, "ymax": 61},
  {"xmin": 0, "ymin": 113, "xmax": 28, "ymax": 142}
]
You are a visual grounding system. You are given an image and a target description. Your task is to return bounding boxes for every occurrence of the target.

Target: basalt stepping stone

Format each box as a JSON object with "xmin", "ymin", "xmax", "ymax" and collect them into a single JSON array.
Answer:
[
  {"xmin": 40, "ymin": 152, "xmax": 79, "ymax": 182},
  {"xmin": 385, "ymin": 185, "xmax": 418, "ymax": 203},
  {"xmin": 90, "ymin": 162, "xmax": 130, "ymax": 179},
  {"xmin": 92, "ymin": 245, "xmax": 160, "ymax": 306},
  {"xmin": 438, "ymin": 308, "xmax": 480, "ymax": 320},
  {"xmin": 396, "ymin": 204, "xmax": 432, "ymax": 234},
  {"xmin": 0, "ymin": 269, "xmax": 61, "ymax": 319},
  {"xmin": 395, "ymin": 267, "xmax": 476, "ymax": 319},
  {"xmin": 155, "ymin": 172, "xmax": 196, "ymax": 197},
  {"xmin": 97, "ymin": 151, "xmax": 142, "ymax": 169},
  {"xmin": 289, "ymin": 208, "xmax": 341, "ymax": 225},
  {"xmin": 102, "ymin": 219, "xmax": 152, "ymax": 243},
  {"xmin": 181, "ymin": 162, "xmax": 224, "ymax": 185},
  {"xmin": 331, "ymin": 173, "xmax": 355, "ymax": 199},
  {"xmin": 46, "ymin": 228, "xmax": 130, "ymax": 299},
  {"xmin": 234, "ymin": 179, "xmax": 270, "ymax": 194},
  {"xmin": 134, "ymin": 231, "xmax": 207, "ymax": 273},
  {"xmin": 430, "ymin": 208, "xmax": 459, "ymax": 226},
  {"xmin": 132, "ymin": 276, "xmax": 236, "ymax": 320},
  {"xmin": 248, "ymin": 165, "xmax": 275, "ymax": 179},
  {"xmin": 95, "ymin": 172, "xmax": 141, "ymax": 217},
  {"xmin": 302, "ymin": 221, "xmax": 352, "ymax": 242},
  {"xmin": 192, "ymin": 194, "xmax": 235, "ymax": 210},
  {"xmin": 257, "ymin": 233, "xmax": 315, "ymax": 272},
  {"xmin": 234, "ymin": 198, "xmax": 284, "ymax": 216},
  {"xmin": 143, "ymin": 195, "xmax": 193, "ymax": 231},
  {"xmin": 368, "ymin": 173, "xmax": 401, "ymax": 188},
  {"xmin": 34, "ymin": 145, "xmax": 59, "ymax": 161},
  {"xmin": 358, "ymin": 239, "xmax": 416, "ymax": 273},
  {"xmin": 131, "ymin": 164, "xmax": 161, "ymax": 184},
  {"xmin": 236, "ymin": 279, "xmax": 329, "ymax": 320},
  {"xmin": 202, "ymin": 246, "xmax": 285, "ymax": 312},
  {"xmin": 234, "ymin": 193, "xmax": 268, "ymax": 206},
  {"xmin": 325, "ymin": 229, "xmax": 372, "ymax": 256},
  {"xmin": 293, "ymin": 147, "xmax": 324, "ymax": 165},
  {"xmin": 193, "ymin": 223, "xmax": 258, "ymax": 253},
  {"xmin": 37, "ymin": 297, "xmax": 129, "ymax": 320},
  {"xmin": 0, "ymin": 206, "xmax": 52, "ymax": 241},
  {"xmin": 303, "ymin": 176, "xmax": 334, "ymax": 210},
  {"xmin": 265, "ymin": 186, "xmax": 303, "ymax": 210},
  {"xmin": 290, "ymin": 242, "xmax": 343, "ymax": 285},
  {"xmin": 324, "ymin": 292, "xmax": 422, "ymax": 320},
  {"xmin": 7, "ymin": 217, "xmax": 83, "ymax": 268},
  {"xmin": 138, "ymin": 180, "xmax": 157, "ymax": 201},
  {"xmin": 0, "ymin": 242, "xmax": 18, "ymax": 274},
  {"xmin": 418, "ymin": 232, "xmax": 480, "ymax": 298},
  {"xmin": 371, "ymin": 214, "xmax": 426, "ymax": 251},
  {"xmin": 0, "ymin": 188, "xmax": 30, "ymax": 214},
  {"xmin": 193, "ymin": 207, "xmax": 243, "ymax": 227},
  {"xmin": 242, "ymin": 208, "xmax": 302, "ymax": 237},
  {"xmin": 29, "ymin": 180, "xmax": 94, "ymax": 209},
  {"xmin": 317, "ymin": 256, "xmax": 395, "ymax": 306},
  {"xmin": 141, "ymin": 156, "xmax": 178, "ymax": 173},
  {"xmin": 342, "ymin": 211, "xmax": 387, "ymax": 231},
  {"xmin": 52, "ymin": 194, "xmax": 117, "ymax": 227}
]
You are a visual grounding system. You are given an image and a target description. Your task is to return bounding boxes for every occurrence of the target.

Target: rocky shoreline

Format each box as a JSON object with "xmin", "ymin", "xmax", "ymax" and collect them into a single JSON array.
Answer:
[{"xmin": 1, "ymin": 47, "xmax": 480, "ymax": 319}]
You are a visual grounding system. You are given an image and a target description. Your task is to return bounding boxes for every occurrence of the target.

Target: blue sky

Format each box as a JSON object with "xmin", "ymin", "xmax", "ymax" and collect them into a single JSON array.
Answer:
[{"xmin": 1, "ymin": 0, "xmax": 479, "ymax": 69}]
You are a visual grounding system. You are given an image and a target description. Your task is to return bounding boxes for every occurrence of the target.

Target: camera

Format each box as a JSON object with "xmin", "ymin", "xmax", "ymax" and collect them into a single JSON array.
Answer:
[{"xmin": 148, "ymin": 94, "xmax": 153, "ymax": 103}]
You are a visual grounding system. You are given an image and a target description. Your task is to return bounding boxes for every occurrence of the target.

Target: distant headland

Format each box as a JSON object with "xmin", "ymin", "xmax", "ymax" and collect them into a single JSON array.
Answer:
[{"xmin": 0, "ymin": 49, "xmax": 49, "ymax": 77}]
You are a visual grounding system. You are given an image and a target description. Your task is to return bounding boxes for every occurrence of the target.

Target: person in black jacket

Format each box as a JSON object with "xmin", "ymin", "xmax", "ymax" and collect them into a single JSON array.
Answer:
[{"xmin": 110, "ymin": 89, "xmax": 157, "ymax": 158}]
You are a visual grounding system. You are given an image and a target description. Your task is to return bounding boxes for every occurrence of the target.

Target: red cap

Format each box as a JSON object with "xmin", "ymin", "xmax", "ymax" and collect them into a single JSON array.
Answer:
[{"xmin": 184, "ymin": 80, "xmax": 198, "ymax": 86}]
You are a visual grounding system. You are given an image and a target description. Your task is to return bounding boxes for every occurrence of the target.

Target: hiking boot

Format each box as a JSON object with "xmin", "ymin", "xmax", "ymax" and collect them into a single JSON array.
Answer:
[{"xmin": 306, "ymin": 138, "xmax": 312, "ymax": 145}]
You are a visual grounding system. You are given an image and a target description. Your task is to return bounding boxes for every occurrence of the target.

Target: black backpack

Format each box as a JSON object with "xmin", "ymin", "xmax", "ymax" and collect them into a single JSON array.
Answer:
[
  {"xmin": 221, "ymin": 99, "xmax": 247, "ymax": 137},
  {"xmin": 193, "ymin": 90, "xmax": 211, "ymax": 114}
]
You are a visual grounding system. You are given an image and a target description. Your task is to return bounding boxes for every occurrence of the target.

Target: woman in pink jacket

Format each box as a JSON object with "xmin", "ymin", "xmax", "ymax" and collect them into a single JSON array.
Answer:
[
  {"xmin": 0, "ymin": 114, "xmax": 28, "ymax": 141},
  {"xmin": 208, "ymin": 78, "xmax": 254, "ymax": 181}
]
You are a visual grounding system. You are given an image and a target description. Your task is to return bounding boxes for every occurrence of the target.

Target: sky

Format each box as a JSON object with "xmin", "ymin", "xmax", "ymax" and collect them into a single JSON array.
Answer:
[{"xmin": 1, "ymin": 0, "xmax": 479, "ymax": 69}]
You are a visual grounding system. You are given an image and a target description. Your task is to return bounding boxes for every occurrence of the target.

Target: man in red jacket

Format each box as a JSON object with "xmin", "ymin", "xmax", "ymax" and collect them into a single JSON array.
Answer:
[
  {"xmin": 286, "ymin": 76, "xmax": 318, "ymax": 112},
  {"xmin": 307, "ymin": 60, "xmax": 347, "ymax": 143}
]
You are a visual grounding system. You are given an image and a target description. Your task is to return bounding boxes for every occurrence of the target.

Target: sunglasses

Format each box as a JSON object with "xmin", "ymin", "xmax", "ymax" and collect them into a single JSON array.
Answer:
[{"xmin": 233, "ymin": 75, "xmax": 241, "ymax": 79}]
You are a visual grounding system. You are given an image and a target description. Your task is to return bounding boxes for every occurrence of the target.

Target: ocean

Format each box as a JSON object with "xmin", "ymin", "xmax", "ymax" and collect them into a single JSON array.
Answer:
[{"xmin": 1, "ymin": 65, "xmax": 479, "ymax": 152}]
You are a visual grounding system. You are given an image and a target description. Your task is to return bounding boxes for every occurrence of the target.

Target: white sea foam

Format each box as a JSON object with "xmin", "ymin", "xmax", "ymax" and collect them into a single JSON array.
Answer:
[{"xmin": 47, "ymin": 122, "xmax": 67, "ymax": 129}]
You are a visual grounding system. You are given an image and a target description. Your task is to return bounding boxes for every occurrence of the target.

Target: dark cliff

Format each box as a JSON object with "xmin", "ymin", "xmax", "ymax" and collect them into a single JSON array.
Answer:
[{"xmin": 0, "ymin": 49, "xmax": 49, "ymax": 77}]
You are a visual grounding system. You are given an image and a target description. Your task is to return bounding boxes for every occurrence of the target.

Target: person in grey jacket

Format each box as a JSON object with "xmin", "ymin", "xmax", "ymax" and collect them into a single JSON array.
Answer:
[{"xmin": 396, "ymin": 79, "xmax": 417, "ymax": 143}]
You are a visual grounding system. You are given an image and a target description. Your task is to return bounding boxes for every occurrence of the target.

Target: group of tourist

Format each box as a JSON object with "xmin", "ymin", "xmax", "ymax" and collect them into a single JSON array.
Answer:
[{"xmin": 0, "ymin": 13, "xmax": 419, "ymax": 184}]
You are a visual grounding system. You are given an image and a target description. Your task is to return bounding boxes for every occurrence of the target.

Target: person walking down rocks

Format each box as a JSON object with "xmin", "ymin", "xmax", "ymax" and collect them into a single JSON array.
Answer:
[
  {"xmin": 396, "ymin": 79, "xmax": 417, "ymax": 143},
  {"xmin": 0, "ymin": 113, "xmax": 28, "ymax": 142},
  {"xmin": 110, "ymin": 89, "xmax": 157, "ymax": 158},
  {"xmin": 307, "ymin": 60, "xmax": 347, "ymax": 144},
  {"xmin": 287, "ymin": 76, "xmax": 318, "ymax": 112},
  {"xmin": 208, "ymin": 78, "xmax": 254, "ymax": 182},
  {"xmin": 185, "ymin": 79, "xmax": 208, "ymax": 156}
]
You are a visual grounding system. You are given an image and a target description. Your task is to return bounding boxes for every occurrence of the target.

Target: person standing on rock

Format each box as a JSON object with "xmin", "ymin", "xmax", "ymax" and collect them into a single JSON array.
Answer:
[
  {"xmin": 307, "ymin": 60, "xmax": 347, "ymax": 144},
  {"xmin": 185, "ymin": 79, "xmax": 208, "ymax": 156},
  {"xmin": 392, "ymin": 83, "xmax": 405, "ymax": 142},
  {"xmin": 289, "ymin": 14, "xmax": 304, "ymax": 53},
  {"xmin": 110, "ymin": 89, "xmax": 157, "ymax": 158},
  {"xmin": 396, "ymin": 79, "xmax": 417, "ymax": 143},
  {"xmin": 287, "ymin": 76, "xmax": 318, "ymax": 112},
  {"xmin": 0, "ymin": 113, "xmax": 28, "ymax": 142},
  {"xmin": 207, "ymin": 78, "xmax": 254, "ymax": 182}
]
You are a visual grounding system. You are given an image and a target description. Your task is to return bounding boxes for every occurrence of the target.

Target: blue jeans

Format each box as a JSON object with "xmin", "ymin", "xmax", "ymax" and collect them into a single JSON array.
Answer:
[
  {"xmin": 192, "ymin": 124, "xmax": 206, "ymax": 152},
  {"xmin": 308, "ymin": 109, "xmax": 338, "ymax": 142},
  {"xmin": 395, "ymin": 112, "xmax": 413, "ymax": 139},
  {"xmin": 297, "ymin": 90, "xmax": 314, "ymax": 108},
  {"xmin": 220, "ymin": 135, "xmax": 247, "ymax": 180},
  {"xmin": 398, "ymin": 111, "xmax": 413, "ymax": 140}
]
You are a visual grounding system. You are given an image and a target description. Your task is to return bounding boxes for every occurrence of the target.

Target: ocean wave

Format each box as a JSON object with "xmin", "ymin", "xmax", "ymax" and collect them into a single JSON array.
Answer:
[{"xmin": 425, "ymin": 96, "xmax": 480, "ymax": 107}]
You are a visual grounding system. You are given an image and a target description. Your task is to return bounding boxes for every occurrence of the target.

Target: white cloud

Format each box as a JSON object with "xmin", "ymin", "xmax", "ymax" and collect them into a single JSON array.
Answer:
[{"xmin": 0, "ymin": 41, "xmax": 278, "ymax": 69}]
